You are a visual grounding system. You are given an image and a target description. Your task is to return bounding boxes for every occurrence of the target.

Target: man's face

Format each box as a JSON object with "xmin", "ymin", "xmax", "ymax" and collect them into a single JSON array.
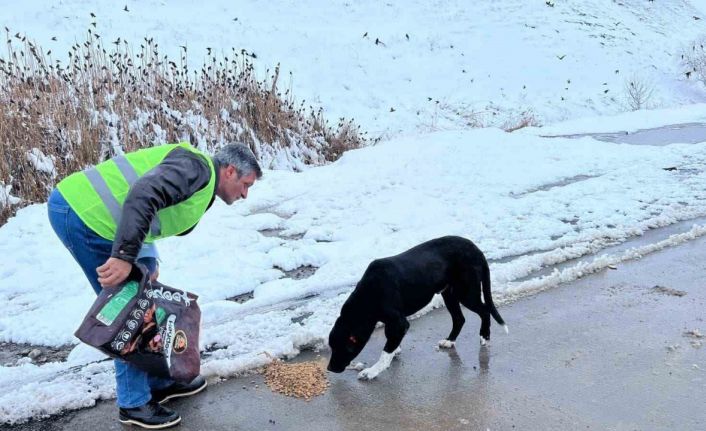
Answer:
[{"xmin": 218, "ymin": 165, "xmax": 257, "ymax": 205}]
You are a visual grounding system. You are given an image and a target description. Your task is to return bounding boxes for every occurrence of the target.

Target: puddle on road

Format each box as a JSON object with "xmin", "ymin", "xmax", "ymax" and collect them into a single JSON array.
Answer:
[{"xmin": 545, "ymin": 122, "xmax": 706, "ymax": 146}]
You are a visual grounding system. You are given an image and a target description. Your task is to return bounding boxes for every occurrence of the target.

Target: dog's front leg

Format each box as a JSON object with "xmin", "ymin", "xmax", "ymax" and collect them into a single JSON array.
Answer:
[
  {"xmin": 357, "ymin": 348, "xmax": 400, "ymax": 380},
  {"xmin": 358, "ymin": 316, "xmax": 409, "ymax": 380}
]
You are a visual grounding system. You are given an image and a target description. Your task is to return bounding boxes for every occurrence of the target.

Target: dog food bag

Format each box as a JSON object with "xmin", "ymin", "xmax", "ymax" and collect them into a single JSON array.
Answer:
[{"xmin": 75, "ymin": 266, "xmax": 201, "ymax": 382}]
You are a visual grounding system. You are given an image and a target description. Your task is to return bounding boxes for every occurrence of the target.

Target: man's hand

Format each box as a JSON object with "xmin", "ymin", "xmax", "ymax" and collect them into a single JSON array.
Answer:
[
  {"xmin": 97, "ymin": 257, "xmax": 132, "ymax": 288},
  {"xmin": 150, "ymin": 265, "xmax": 160, "ymax": 282}
]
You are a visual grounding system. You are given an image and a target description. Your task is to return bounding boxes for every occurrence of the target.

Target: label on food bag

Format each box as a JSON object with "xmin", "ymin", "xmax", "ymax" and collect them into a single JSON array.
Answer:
[
  {"xmin": 162, "ymin": 314, "xmax": 177, "ymax": 368},
  {"xmin": 97, "ymin": 281, "xmax": 139, "ymax": 325},
  {"xmin": 156, "ymin": 307, "xmax": 167, "ymax": 325}
]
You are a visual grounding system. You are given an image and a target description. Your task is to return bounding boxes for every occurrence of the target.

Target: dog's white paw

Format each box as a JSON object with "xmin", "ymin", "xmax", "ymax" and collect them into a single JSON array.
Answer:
[
  {"xmin": 358, "ymin": 350, "xmax": 394, "ymax": 380},
  {"xmin": 358, "ymin": 367, "xmax": 379, "ymax": 380},
  {"xmin": 392, "ymin": 347, "xmax": 402, "ymax": 358},
  {"xmin": 438, "ymin": 339, "xmax": 456, "ymax": 349},
  {"xmin": 480, "ymin": 336, "xmax": 489, "ymax": 346},
  {"xmin": 346, "ymin": 362, "xmax": 365, "ymax": 371}
]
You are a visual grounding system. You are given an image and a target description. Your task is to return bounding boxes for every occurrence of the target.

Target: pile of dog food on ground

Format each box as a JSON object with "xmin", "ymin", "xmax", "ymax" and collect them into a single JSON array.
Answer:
[{"xmin": 263, "ymin": 358, "xmax": 329, "ymax": 400}]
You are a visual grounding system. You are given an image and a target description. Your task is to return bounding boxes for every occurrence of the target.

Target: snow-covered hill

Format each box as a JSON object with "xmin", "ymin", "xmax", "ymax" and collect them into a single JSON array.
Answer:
[{"xmin": 3, "ymin": 0, "xmax": 706, "ymax": 136}]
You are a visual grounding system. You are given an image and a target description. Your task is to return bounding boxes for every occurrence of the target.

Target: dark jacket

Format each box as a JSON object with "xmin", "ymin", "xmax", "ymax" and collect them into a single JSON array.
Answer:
[{"xmin": 111, "ymin": 147, "xmax": 219, "ymax": 262}]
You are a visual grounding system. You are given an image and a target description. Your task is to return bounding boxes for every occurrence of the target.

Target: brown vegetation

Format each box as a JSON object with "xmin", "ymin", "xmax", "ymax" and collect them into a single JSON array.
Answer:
[{"xmin": 0, "ymin": 27, "xmax": 367, "ymax": 225}]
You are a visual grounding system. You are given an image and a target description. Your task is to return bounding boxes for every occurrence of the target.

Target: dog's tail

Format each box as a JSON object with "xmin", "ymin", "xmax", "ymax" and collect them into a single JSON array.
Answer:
[{"xmin": 482, "ymin": 260, "xmax": 508, "ymax": 334}]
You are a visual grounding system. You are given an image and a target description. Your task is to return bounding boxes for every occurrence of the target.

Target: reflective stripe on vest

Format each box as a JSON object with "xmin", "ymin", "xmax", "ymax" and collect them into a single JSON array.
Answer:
[
  {"xmin": 57, "ymin": 142, "xmax": 216, "ymax": 242},
  {"xmin": 85, "ymin": 156, "xmax": 161, "ymax": 236}
]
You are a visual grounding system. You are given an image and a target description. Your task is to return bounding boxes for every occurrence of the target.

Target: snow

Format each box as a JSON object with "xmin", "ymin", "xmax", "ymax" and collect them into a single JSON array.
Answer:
[
  {"xmin": 3, "ymin": 0, "xmax": 706, "ymax": 137},
  {"xmin": 26, "ymin": 149, "xmax": 56, "ymax": 178},
  {"xmin": 0, "ymin": 184, "xmax": 21, "ymax": 208},
  {"xmin": 2, "ymin": 0, "xmax": 706, "ymax": 424}
]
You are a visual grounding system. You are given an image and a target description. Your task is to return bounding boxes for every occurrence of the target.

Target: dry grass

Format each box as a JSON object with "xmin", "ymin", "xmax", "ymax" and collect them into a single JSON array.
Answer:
[
  {"xmin": 502, "ymin": 108, "xmax": 540, "ymax": 132},
  {"xmin": 0, "ymin": 27, "xmax": 367, "ymax": 225},
  {"xmin": 421, "ymin": 100, "xmax": 540, "ymax": 132}
]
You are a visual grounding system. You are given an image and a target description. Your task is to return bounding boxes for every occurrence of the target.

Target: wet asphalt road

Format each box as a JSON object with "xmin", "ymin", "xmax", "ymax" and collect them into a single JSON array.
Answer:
[{"xmin": 11, "ymin": 233, "xmax": 706, "ymax": 431}]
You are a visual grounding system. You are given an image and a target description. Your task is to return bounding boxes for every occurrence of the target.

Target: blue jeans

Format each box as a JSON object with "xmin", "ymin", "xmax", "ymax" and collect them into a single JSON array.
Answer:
[{"xmin": 47, "ymin": 188, "xmax": 173, "ymax": 408}]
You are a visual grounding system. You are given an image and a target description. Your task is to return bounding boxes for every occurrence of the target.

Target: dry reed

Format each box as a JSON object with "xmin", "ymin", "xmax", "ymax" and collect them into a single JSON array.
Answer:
[{"xmin": 0, "ymin": 25, "xmax": 367, "ymax": 225}]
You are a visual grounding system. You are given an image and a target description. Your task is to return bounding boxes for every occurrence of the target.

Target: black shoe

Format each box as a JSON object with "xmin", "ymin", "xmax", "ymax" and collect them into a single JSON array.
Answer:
[
  {"xmin": 151, "ymin": 375, "xmax": 207, "ymax": 404},
  {"xmin": 118, "ymin": 400, "xmax": 181, "ymax": 429}
]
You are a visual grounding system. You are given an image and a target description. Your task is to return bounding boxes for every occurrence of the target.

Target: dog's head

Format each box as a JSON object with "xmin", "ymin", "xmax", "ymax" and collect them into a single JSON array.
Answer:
[{"xmin": 327, "ymin": 314, "xmax": 376, "ymax": 373}]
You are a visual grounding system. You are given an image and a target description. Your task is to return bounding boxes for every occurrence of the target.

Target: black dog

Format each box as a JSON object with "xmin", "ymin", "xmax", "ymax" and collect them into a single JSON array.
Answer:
[{"xmin": 327, "ymin": 236, "xmax": 507, "ymax": 379}]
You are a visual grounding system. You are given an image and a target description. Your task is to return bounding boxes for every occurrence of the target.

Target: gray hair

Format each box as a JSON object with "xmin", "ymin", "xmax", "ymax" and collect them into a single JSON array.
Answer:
[{"xmin": 213, "ymin": 143, "xmax": 262, "ymax": 179}]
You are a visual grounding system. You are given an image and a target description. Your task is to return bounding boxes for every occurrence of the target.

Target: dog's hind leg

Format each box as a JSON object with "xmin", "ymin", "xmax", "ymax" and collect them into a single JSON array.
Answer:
[
  {"xmin": 461, "ymin": 298, "xmax": 491, "ymax": 346},
  {"xmin": 451, "ymin": 266, "xmax": 493, "ymax": 346},
  {"xmin": 438, "ymin": 289, "xmax": 465, "ymax": 349},
  {"xmin": 459, "ymin": 274, "xmax": 490, "ymax": 346}
]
